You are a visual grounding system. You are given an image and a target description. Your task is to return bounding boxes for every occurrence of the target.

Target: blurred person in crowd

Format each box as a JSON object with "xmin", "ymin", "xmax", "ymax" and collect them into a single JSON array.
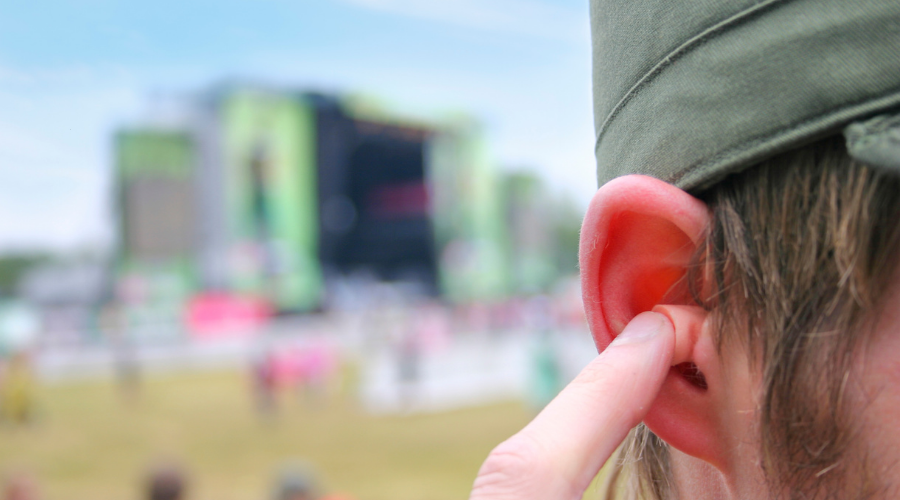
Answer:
[
  {"xmin": 0, "ymin": 352, "xmax": 36, "ymax": 424},
  {"xmin": 396, "ymin": 326, "xmax": 420, "ymax": 411},
  {"xmin": 251, "ymin": 346, "xmax": 279, "ymax": 418},
  {"xmin": 527, "ymin": 295, "xmax": 562, "ymax": 409},
  {"xmin": 528, "ymin": 328, "xmax": 561, "ymax": 411},
  {"xmin": 101, "ymin": 304, "xmax": 140, "ymax": 405},
  {"xmin": 469, "ymin": 1, "xmax": 900, "ymax": 500},
  {"xmin": 0, "ymin": 355, "xmax": 4, "ymax": 416},
  {"xmin": 2, "ymin": 472, "xmax": 39, "ymax": 500},
  {"xmin": 146, "ymin": 463, "xmax": 187, "ymax": 500},
  {"xmin": 272, "ymin": 463, "xmax": 318, "ymax": 500}
]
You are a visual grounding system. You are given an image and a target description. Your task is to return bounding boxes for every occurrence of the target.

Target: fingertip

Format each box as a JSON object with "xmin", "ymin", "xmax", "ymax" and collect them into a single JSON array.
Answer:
[
  {"xmin": 651, "ymin": 305, "xmax": 705, "ymax": 364},
  {"xmin": 605, "ymin": 311, "xmax": 676, "ymax": 377},
  {"xmin": 610, "ymin": 311, "xmax": 673, "ymax": 346}
]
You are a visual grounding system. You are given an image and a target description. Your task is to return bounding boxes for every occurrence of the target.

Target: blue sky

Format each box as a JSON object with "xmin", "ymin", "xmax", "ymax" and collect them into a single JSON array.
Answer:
[{"xmin": 0, "ymin": 0, "xmax": 595, "ymax": 251}]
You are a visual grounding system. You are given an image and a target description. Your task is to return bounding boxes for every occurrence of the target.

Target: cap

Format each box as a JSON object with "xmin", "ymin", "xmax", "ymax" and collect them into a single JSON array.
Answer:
[{"xmin": 591, "ymin": 0, "xmax": 900, "ymax": 192}]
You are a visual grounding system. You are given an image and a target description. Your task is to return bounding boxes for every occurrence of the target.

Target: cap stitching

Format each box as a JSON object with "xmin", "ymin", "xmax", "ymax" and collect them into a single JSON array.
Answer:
[{"xmin": 594, "ymin": 0, "xmax": 790, "ymax": 154}]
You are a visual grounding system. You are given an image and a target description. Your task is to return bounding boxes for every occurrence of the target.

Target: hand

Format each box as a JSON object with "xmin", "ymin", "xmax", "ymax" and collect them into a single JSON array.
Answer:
[{"xmin": 469, "ymin": 312, "xmax": 675, "ymax": 500}]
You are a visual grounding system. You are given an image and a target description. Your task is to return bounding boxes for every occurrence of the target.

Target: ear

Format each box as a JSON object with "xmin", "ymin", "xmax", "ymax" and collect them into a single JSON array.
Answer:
[{"xmin": 579, "ymin": 175, "xmax": 726, "ymax": 467}]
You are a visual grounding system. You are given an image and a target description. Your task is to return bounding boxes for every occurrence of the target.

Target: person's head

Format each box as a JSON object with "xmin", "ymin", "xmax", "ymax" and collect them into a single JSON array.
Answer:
[
  {"xmin": 272, "ymin": 463, "xmax": 318, "ymax": 500},
  {"xmin": 3, "ymin": 472, "xmax": 38, "ymax": 500},
  {"xmin": 583, "ymin": 1, "xmax": 900, "ymax": 498},
  {"xmin": 146, "ymin": 464, "xmax": 186, "ymax": 500}
]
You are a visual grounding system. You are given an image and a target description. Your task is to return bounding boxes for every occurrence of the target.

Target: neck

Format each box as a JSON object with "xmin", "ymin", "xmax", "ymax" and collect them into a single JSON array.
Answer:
[{"xmin": 669, "ymin": 449, "xmax": 767, "ymax": 500}]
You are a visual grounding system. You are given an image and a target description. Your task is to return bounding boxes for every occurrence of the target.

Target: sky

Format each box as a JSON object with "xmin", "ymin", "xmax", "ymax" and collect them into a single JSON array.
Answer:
[{"xmin": 0, "ymin": 0, "xmax": 596, "ymax": 253}]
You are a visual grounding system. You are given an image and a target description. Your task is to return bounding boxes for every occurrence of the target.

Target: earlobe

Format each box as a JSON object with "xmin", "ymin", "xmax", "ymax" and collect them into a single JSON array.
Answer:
[{"xmin": 579, "ymin": 175, "xmax": 727, "ymax": 468}]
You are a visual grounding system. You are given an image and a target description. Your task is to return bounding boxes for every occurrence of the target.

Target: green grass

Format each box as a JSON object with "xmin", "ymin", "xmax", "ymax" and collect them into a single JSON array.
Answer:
[{"xmin": 0, "ymin": 368, "xmax": 533, "ymax": 500}]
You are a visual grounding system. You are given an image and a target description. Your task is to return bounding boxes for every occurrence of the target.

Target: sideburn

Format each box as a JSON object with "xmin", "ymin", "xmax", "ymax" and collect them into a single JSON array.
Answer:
[{"xmin": 700, "ymin": 137, "xmax": 900, "ymax": 499}]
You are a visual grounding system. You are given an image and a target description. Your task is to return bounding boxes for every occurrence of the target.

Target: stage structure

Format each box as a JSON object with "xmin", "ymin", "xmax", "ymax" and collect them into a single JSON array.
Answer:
[{"xmin": 114, "ymin": 85, "xmax": 512, "ymax": 329}]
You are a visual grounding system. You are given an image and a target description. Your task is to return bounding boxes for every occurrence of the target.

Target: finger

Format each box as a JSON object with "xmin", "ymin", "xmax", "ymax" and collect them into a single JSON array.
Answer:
[
  {"xmin": 524, "ymin": 311, "xmax": 674, "ymax": 489},
  {"xmin": 471, "ymin": 311, "xmax": 674, "ymax": 500}
]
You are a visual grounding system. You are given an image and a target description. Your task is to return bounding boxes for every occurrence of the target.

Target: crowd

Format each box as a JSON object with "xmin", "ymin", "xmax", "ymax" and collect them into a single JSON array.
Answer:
[
  {"xmin": 2, "ymin": 462, "xmax": 355, "ymax": 500},
  {"xmin": 0, "ymin": 289, "xmax": 587, "ymax": 500}
]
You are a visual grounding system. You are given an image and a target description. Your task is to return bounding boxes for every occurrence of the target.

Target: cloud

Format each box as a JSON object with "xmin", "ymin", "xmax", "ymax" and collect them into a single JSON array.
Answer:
[{"xmin": 338, "ymin": 0, "xmax": 588, "ymax": 44}]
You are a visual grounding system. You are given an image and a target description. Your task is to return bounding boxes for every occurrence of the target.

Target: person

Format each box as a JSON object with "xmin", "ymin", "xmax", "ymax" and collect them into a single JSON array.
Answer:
[
  {"xmin": 0, "ymin": 352, "xmax": 36, "ymax": 424},
  {"xmin": 2, "ymin": 472, "xmax": 39, "ymax": 500},
  {"xmin": 251, "ymin": 346, "xmax": 279, "ymax": 418},
  {"xmin": 469, "ymin": 1, "xmax": 900, "ymax": 499},
  {"xmin": 272, "ymin": 464, "xmax": 318, "ymax": 500},
  {"xmin": 529, "ymin": 322, "xmax": 563, "ymax": 411},
  {"xmin": 104, "ymin": 305, "xmax": 141, "ymax": 405},
  {"xmin": 146, "ymin": 464, "xmax": 186, "ymax": 500}
]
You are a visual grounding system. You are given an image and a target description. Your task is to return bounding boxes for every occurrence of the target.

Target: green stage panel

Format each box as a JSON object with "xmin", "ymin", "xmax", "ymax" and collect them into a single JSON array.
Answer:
[
  {"xmin": 219, "ymin": 90, "xmax": 322, "ymax": 311},
  {"xmin": 428, "ymin": 121, "xmax": 510, "ymax": 302},
  {"xmin": 114, "ymin": 130, "xmax": 198, "ymax": 339},
  {"xmin": 501, "ymin": 172, "xmax": 557, "ymax": 294},
  {"xmin": 117, "ymin": 130, "xmax": 194, "ymax": 179},
  {"xmin": 114, "ymin": 130, "xmax": 196, "ymax": 265}
]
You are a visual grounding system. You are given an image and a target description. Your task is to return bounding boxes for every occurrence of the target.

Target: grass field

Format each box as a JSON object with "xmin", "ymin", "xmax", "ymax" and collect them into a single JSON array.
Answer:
[{"xmin": 0, "ymin": 368, "xmax": 536, "ymax": 500}]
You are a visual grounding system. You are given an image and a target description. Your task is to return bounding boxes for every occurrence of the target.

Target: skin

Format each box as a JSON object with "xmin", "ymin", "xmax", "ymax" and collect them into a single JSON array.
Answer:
[
  {"xmin": 469, "ymin": 311, "xmax": 677, "ymax": 500},
  {"xmin": 470, "ymin": 174, "xmax": 900, "ymax": 499},
  {"xmin": 851, "ymin": 279, "xmax": 900, "ymax": 498}
]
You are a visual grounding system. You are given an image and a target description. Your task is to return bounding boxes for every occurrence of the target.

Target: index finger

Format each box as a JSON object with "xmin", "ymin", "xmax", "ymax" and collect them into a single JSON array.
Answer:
[{"xmin": 471, "ymin": 312, "xmax": 674, "ymax": 499}]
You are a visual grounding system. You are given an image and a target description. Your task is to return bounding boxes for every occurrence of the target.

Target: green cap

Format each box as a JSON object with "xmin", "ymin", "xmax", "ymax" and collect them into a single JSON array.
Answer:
[{"xmin": 591, "ymin": 0, "xmax": 900, "ymax": 192}]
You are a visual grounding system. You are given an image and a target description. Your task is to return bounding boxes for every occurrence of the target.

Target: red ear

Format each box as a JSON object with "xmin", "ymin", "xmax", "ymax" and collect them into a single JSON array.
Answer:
[
  {"xmin": 580, "ymin": 175, "xmax": 709, "ymax": 351},
  {"xmin": 579, "ymin": 175, "xmax": 726, "ymax": 467}
]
